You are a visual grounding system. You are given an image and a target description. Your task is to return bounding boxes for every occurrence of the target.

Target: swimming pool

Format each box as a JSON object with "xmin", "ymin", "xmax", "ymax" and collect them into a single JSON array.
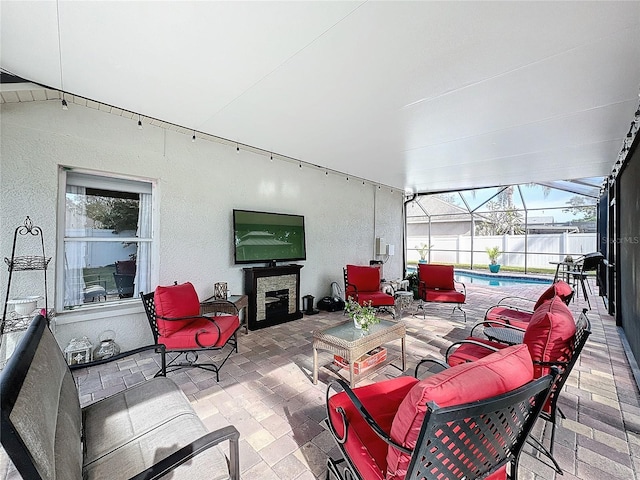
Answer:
[
  {"xmin": 454, "ymin": 270, "xmax": 552, "ymax": 287},
  {"xmin": 406, "ymin": 266, "xmax": 552, "ymax": 287}
]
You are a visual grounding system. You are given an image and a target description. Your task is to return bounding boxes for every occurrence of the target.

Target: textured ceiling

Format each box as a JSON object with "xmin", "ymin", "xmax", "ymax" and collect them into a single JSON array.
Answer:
[{"xmin": 1, "ymin": 1, "xmax": 639, "ymax": 194}]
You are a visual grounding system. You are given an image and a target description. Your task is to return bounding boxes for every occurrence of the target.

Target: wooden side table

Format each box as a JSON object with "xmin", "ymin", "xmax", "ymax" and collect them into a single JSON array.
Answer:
[{"xmin": 201, "ymin": 294, "xmax": 249, "ymax": 334}]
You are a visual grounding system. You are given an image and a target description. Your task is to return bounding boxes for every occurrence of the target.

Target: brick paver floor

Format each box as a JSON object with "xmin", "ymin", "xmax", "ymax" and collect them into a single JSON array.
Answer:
[{"xmin": 2, "ymin": 277, "xmax": 639, "ymax": 479}]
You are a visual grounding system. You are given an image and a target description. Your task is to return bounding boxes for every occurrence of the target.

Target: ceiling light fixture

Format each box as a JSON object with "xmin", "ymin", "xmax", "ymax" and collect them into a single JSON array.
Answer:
[
  {"xmin": 61, "ymin": 97, "xmax": 68, "ymax": 110},
  {"xmin": 138, "ymin": 115, "xmax": 143, "ymax": 130},
  {"xmin": 192, "ymin": 131, "xmax": 196, "ymax": 142},
  {"xmin": 270, "ymin": 153, "xmax": 273, "ymax": 162},
  {"xmin": 236, "ymin": 144, "xmax": 240, "ymax": 153}
]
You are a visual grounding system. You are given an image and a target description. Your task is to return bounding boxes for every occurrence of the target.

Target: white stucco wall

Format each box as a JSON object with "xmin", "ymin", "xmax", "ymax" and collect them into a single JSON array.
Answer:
[{"xmin": 1, "ymin": 99, "xmax": 404, "ymax": 351}]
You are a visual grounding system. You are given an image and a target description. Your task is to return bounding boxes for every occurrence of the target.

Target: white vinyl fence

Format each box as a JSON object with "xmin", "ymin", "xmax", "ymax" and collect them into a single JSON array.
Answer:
[{"xmin": 408, "ymin": 233, "xmax": 597, "ymax": 270}]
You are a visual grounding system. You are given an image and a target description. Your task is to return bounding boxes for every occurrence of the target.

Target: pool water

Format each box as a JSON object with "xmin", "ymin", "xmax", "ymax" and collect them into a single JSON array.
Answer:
[{"xmin": 454, "ymin": 270, "xmax": 552, "ymax": 287}]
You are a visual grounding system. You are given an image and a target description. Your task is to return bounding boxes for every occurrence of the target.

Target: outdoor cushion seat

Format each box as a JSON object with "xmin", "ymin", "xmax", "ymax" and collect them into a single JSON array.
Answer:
[
  {"xmin": 485, "ymin": 280, "xmax": 573, "ymax": 330},
  {"xmin": 449, "ymin": 295, "xmax": 576, "ymax": 378},
  {"xmin": 441, "ymin": 297, "xmax": 586, "ymax": 474},
  {"xmin": 326, "ymin": 344, "xmax": 554, "ymax": 480},
  {"xmin": 0, "ymin": 315, "xmax": 240, "ymax": 480},
  {"xmin": 344, "ymin": 265, "xmax": 395, "ymax": 316},
  {"xmin": 141, "ymin": 281, "xmax": 240, "ymax": 381},
  {"xmin": 417, "ymin": 263, "xmax": 467, "ymax": 321}
]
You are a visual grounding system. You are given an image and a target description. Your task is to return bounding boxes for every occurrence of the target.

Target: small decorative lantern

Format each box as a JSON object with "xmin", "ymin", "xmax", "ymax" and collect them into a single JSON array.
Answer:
[
  {"xmin": 214, "ymin": 282, "xmax": 228, "ymax": 299},
  {"xmin": 94, "ymin": 330, "xmax": 121, "ymax": 361},
  {"xmin": 64, "ymin": 337, "xmax": 93, "ymax": 365}
]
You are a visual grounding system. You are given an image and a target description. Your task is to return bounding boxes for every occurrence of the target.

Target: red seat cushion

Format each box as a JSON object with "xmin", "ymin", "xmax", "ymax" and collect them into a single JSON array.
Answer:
[
  {"xmin": 328, "ymin": 376, "xmax": 418, "ymax": 480},
  {"xmin": 447, "ymin": 338, "xmax": 510, "ymax": 367},
  {"xmin": 358, "ymin": 291, "xmax": 395, "ymax": 306},
  {"xmin": 418, "ymin": 264, "xmax": 455, "ymax": 290},
  {"xmin": 159, "ymin": 314, "xmax": 240, "ymax": 349},
  {"xmin": 523, "ymin": 296, "xmax": 576, "ymax": 378},
  {"xmin": 423, "ymin": 288, "xmax": 465, "ymax": 303},
  {"xmin": 154, "ymin": 282, "xmax": 201, "ymax": 336},
  {"xmin": 347, "ymin": 265, "xmax": 382, "ymax": 292},
  {"xmin": 386, "ymin": 345, "xmax": 534, "ymax": 480},
  {"xmin": 486, "ymin": 281, "xmax": 574, "ymax": 330},
  {"xmin": 486, "ymin": 305, "xmax": 533, "ymax": 327}
]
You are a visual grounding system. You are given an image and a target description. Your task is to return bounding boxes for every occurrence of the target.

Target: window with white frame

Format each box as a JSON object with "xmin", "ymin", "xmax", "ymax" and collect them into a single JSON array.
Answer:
[{"xmin": 58, "ymin": 170, "xmax": 153, "ymax": 310}]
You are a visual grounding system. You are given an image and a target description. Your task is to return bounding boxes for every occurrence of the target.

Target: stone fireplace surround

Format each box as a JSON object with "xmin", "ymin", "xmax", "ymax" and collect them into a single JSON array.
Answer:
[{"xmin": 243, "ymin": 265, "xmax": 303, "ymax": 330}]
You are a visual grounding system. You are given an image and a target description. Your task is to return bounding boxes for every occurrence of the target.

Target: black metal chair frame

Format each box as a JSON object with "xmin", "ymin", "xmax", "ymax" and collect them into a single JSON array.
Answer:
[
  {"xmin": 343, "ymin": 267, "xmax": 396, "ymax": 318},
  {"xmin": 567, "ymin": 252, "xmax": 604, "ymax": 309},
  {"xmin": 325, "ymin": 371, "xmax": 556, "ymax": 480},
  {"xmin": 423, "ymin": 309, "xmax": 592, "ymax": 474},
  {"xmin": 140, "ymin": 290, "xmax": 240, "ymax": 381}
]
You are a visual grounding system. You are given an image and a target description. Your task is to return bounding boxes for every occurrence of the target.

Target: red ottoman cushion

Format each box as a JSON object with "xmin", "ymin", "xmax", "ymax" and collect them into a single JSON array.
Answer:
[{"xmin": 386, "ymin": 344, "xmax": 534, "ymax": 480}]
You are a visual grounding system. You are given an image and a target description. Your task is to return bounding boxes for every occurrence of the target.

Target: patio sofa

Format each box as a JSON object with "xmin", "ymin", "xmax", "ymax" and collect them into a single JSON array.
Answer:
[{"xmin": 0, "ymin": 315, "xmax": 239, "ymax": 480}]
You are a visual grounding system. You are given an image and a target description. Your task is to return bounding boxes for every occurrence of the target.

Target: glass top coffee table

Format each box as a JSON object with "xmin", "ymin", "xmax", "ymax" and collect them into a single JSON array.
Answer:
[{"xmin": 312, "ymin": 319, "xmax": 406, "ymax": 387}]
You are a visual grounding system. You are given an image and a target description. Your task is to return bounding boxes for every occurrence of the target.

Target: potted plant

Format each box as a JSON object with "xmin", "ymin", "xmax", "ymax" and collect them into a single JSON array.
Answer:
[
  {"xmin": 486, "ymin": 246, "xmax": 502, "ymax": 273},
  {"xmin": 345, "ymin": 297, "xmax": 379, "ymax": 332},
  {"xmin": 405, "ymin": 271, "xmax": 420, "ymax": 299},
  {"xmin": 415, "ymin": 242, "xmax": 432, "ymax": 264}
]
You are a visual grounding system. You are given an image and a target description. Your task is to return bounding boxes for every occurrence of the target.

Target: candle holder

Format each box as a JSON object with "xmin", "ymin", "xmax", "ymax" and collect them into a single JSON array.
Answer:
[
  {"xmin": 214, "ymin": 282, "xmax": 228, "ymax": 300},
  {"xmin": 64, "ymin": 337, "xmax": 93, "ymax": 365}
]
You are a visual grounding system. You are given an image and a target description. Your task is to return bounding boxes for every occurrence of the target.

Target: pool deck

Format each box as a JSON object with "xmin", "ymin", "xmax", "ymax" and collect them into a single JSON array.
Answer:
[{"xmin": 2, "ymin": 278, "xmax": 638, "ymax": 479}]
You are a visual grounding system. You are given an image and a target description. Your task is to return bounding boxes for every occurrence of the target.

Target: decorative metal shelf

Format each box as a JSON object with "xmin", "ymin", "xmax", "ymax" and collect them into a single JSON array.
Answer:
[
  {"xmin": 2, "ymin": 216, "xmax": 50, "ymax": 340},
  {"xmin": 4, "ymin": 255, "xmax": 51, "ymax": 272}
]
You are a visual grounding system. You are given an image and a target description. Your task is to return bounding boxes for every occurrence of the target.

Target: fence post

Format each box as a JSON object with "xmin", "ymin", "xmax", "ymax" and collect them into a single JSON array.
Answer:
[
  {"xmin": 562, "ymin": 232, "xmax": 569, "ymax": 261},
  {"xmin": 503, "ymin": 234, "xmax": 508, "ymax": 267}
]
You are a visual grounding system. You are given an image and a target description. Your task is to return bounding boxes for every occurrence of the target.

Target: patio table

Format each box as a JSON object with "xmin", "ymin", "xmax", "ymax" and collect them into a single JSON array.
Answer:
[
  {"xmin": 312, "ymin": 319, "xmax": 406, "ymax": 387},
  {"xmin": 483, "ymin": 326, "xmax": 524, "ymax": 346}
]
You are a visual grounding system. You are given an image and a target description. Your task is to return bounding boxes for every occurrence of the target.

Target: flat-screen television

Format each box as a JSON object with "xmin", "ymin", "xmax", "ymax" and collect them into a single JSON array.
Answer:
[{"xmin": 233, "ymin": 209, "xmax": 306, "ymax": 264}]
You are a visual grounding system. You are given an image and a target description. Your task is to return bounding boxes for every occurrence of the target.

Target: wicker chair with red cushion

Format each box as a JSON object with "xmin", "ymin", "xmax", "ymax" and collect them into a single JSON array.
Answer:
[
  {"xmin": 140, "ymin": 282, "xmax": 240, "ymax": 381},
  {"xmin": 326, "ymin": 344, "xmax": 555, "ymax": 480},
  {"xmin": 344, "ymin": 265, "xmax": 395, "ymax": 315},
  {"xmin": 484, "ymin": 280, "xmax": 574, "ymax": 329},
  {"xmin": 417, "ymin": 263, "xmax": 467, "ymax": 321}
]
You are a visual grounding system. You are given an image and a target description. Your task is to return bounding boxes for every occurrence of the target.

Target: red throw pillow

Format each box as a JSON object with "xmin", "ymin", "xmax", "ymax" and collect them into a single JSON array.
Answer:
[
  {"xmin": 385, "ymin": 344, "xmax": 534, "ymax": 480},
  {"xmin": 523, "ymin": 296, "xmax": 576, "ymax": 377},
  {"xmin": 533, "ymin": 281, "xmax": 573, "ymax": 309},
  {"xmin": 347, "ymin": 265, "xmax": 381, "ymax": 292},
  {"xmin": 418, "ymin": 264, "xmax": 455, "ymax": 290},
  {"xmin": 154, "ymin": 282, "xmax": 201, "ymax": 336}
]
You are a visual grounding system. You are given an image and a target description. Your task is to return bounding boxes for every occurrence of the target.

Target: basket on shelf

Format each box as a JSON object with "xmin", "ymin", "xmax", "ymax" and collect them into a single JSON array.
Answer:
[{"xmin": 4, "ymin": 256, "xmax": 51, "ymax": 271}]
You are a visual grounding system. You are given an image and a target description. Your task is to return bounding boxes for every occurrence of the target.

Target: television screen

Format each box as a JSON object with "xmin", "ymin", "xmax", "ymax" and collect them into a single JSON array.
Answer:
[{"xmin": 233, "ymin": 209, "xmax": 306, "ymax": 264}]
